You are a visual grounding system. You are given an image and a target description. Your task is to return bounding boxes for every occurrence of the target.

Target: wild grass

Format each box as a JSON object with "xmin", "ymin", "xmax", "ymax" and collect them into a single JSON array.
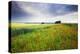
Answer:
[{"xmin": 10, "ymin": 23, "xmax": 78, "ymax": 53}]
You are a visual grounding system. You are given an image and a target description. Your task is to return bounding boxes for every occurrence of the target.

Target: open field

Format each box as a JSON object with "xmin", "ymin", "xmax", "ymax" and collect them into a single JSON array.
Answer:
[{"xmin": 10, "ymin": 23, "xmax": 78, "ymax": 53}]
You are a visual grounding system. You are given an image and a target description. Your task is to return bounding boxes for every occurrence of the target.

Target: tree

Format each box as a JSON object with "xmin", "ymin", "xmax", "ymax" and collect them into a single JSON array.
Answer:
[{"xmin": 55, "ymin": 21, "xmax": 61, "ymax": 24}]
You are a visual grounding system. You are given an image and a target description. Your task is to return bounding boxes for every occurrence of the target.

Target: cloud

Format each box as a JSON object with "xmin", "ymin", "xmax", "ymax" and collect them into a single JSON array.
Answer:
[
  {"xmin": 50, "ymin": 12, "xmax": 78, "ymax": 23},
  {"xmin": 11, "ymin": 1, "xmax": 78, "ymax": 23},
  {"xmin": 13, "ymin": 12, "xmax": 78, "ymax": 23},
  {"xmin": 17, "ymin": 2, "xmax": 51, "ymax": 17}
]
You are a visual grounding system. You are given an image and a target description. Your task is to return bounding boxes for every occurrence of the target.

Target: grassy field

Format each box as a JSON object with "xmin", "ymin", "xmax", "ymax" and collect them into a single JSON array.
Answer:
[{"xmin": 10, "ymin": 23, "xmax": 78, "ymax": 53}]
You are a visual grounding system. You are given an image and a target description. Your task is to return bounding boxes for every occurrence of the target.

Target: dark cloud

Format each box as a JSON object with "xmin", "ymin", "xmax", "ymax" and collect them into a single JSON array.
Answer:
[
  {"xmin": 48, "ymin": 4, "xmax": 78, "ymax": 16},
  {"xmin": 11, "ymin": 1, "xmax": 31, "ymax": 20}
]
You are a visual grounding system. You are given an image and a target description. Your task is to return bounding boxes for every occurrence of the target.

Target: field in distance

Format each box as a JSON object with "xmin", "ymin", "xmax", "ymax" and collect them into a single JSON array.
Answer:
[{"xmin": 10, "ymin": 23, "xmax": 78, "ymax": 53}]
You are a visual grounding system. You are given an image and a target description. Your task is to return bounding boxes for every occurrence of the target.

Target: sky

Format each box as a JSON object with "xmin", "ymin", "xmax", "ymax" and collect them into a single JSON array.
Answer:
[{"xmin": 10, "ymin": 1, "xmax": 78, "ymax": 23}]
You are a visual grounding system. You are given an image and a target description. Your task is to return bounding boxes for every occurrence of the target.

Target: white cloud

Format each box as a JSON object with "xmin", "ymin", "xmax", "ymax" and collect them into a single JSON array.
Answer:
[
  {"xmin": 13, "ymin": 2, "xmax": 78, "ymax": 23},
  {"xmin": 13, "ymin": 12, "xmax": 77, "ymax": 23},
  {"xmin": 50, "ymin": 12, "xmax": 78, "ymax": 23},
  {"xmin": 17, "ymin": 2, "xmax": 50, "ymax": 17}
]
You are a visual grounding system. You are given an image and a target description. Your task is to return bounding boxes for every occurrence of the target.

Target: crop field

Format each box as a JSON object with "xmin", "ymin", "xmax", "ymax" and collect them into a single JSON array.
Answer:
[{"xmin": 10, "ymin": 23, "xmax": 78, "ymax": 53}]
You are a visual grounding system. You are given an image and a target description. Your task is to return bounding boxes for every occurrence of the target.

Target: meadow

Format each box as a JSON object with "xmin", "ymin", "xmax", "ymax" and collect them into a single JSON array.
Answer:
[{"xmin": 10, "ymin": 23, "xmax": 78, "ymax": 53}]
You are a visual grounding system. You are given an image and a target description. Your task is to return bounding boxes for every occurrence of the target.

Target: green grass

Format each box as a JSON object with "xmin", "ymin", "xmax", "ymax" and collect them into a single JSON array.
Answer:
[{"xmin": 10, "ymin": 23, "xmax": 78, "ymax": 53}]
